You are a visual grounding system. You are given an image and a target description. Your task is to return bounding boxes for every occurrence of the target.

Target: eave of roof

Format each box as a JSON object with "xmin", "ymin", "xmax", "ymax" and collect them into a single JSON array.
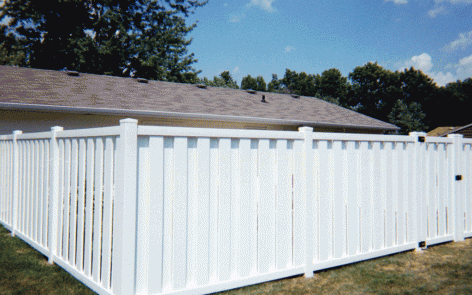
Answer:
[
  {"xmin": 441, "ymin": 123, "xmax": 472, "ymax": 137},
  {"xmin": 0, "ymin": 101, "xmax": 398, "ymax": 130}
]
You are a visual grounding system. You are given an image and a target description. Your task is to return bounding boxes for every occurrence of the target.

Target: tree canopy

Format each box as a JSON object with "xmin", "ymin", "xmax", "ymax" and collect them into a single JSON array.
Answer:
[
  {"xmin": 241, "ymin": 74, "xmax": 266, "ymax": 91},
  {"xmin": 197, "ymin": 71, "xmax": 239, "ymax": 89},
  {"xmin": 0, "ymin": 0, "xmax": 207, "ymax": 82}
]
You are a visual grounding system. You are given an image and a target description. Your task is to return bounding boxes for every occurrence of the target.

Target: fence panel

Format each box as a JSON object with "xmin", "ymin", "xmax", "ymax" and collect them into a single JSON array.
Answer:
[
  {"xmin": 135, "ymin": 133, "xmax": 304, "ymax": 295},
  {"xmin": 3, "ymin": 123, "xmax": 472, "ymax": 295},
  {"xmin": 463, "ymin": 141, "xmax": 472, "ymax": 238},
  {"xmin": 311, "ymin": 137, "xmax": 418, "ymax": 272},
  {"xmin": 421, "ymin": 139, "xmax": 454, "ymax": 246}
]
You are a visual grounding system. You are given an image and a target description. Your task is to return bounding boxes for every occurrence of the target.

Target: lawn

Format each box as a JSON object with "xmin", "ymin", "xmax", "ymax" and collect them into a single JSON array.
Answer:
[{"xmin": 2, "ymin": 223, "xmax": 472, "ymax": 295}]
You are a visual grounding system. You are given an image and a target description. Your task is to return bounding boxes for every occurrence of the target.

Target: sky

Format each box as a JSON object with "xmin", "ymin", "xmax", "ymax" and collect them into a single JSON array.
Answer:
[{"xmin": 185, "ymin": 0, "xmax": 472, "ymax": 86}]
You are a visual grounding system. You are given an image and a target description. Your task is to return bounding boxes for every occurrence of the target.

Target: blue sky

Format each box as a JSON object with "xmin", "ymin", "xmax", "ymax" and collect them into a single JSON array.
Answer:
[{"xmin": 186, "ymin": 0, "xmax": 472, "ymax": 86}]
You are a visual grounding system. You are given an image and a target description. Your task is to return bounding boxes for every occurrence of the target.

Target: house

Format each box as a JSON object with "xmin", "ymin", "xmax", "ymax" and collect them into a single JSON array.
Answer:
[
  {"xmin": 0, "ymin": 65, "xmax": 399, "ymax": 134},
  {"xmin": 429, "ymin": 124, "xmax": 472, "ymax": 139},
  {"xmin": 427, "ymin": 126, "xmax": 460, "ymax": 137}
]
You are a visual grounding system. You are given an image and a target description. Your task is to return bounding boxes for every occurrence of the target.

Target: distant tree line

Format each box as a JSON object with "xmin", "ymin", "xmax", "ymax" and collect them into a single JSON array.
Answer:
[{"xmin": 198, "ymin": 63, "xmax": 472, "ymax": 135}]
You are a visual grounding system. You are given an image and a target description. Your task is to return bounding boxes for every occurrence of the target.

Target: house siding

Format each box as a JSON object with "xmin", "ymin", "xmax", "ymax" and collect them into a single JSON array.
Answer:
[{"xmin": 0, "ymin": 109, "xmax": 385, "ymax": 134}]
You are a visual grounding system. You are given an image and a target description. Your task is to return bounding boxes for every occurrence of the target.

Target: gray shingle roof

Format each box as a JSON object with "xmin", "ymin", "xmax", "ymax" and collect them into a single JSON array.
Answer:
[{"xmin": 0, "ymin": 65, "xmax": 399, "ymax": 131}]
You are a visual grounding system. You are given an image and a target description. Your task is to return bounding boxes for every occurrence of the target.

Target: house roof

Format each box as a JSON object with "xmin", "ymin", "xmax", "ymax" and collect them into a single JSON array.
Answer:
[
  {"xmin": 0, "ymin": 65, "xmax": 399, "ymax": 131},
  {"xmin": 439, "ymin": 123, "xmax": 472, "ymax": 138},
  {"xmin": 427, "ymin": 126, "xmax": 460, "ymax": 137}
]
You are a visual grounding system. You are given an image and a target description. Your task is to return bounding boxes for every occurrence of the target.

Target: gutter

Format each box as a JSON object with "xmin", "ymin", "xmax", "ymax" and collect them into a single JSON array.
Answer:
[{"xmin": 0, "ymin": 102, "xmax": 400, "ymax": 131}]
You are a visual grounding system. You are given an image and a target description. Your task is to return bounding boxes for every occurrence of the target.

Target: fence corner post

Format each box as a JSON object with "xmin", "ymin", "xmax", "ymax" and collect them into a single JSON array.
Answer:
[
  {"xmin": 448, "ymin": 134, "xmax": 464, "ymax": 242},
  {"xmin": 48, "ymin": 126, "xmax": 63, "ymax": 264},
  {"xmin": 11, "ymin": 130, "xmax": 22, "ymax": 238},
  {"xmin": 112, "ymin": 118, "xmax": 138, "ymax": 295},
  {"xmin": 299, "ymin": 126, "xmax": 314, "ymax": 278},
  {"xmin": 409, "ymin": 131, "xmax": 427, "ymax": 251}
]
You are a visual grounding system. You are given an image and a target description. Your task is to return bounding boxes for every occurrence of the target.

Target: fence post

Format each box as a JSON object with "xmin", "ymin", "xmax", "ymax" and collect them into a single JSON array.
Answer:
[
  {"xmin": 112, "ymin": 118, "xmax": 138, "ymax": 295},
  {"xmin": 409, "ymin": 131, "xmax": 427, "ymax": 251},
  {"xmin": 10, "ymin": 130, "xmax": 22, "ymax": 237},
  {"xmin": 448, "ymin": 134, "xmax": 464, "ymax": 242},
  {"xmin": 47, "ymin": 126, "xmax": 63, "ymax": 264},
  {"xmin": 299, "ymin": 127, "xmax": 314, "ymax": 278}
]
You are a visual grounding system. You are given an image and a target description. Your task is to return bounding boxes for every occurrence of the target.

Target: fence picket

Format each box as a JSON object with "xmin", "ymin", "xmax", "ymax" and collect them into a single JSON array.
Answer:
[
  {"xmin": 173, "ymin": 137, "xmax": 188, "ymax": 289},
  {"xmin": 318, "ymin": 140, "xmax": 330, "ymax": 261},
  {"xmin": 92, "ymin": 137, "xmax": 104, "ymax": 283},
  {"xmin": 218, "ymin": 138, "xmax": 232, "ymax": 280},
  {"xmin": 84, "ymin": 138, "xmax": 94, "ymax": 276},
  {"xmin": 238, "ymin": 138, "xmax": 252, "ymax": 277},
  {"xmin": 346, "ymin": 141, "xmax": 358, "ymax": 255},
  {"xmin": 333, "ymin": 141, "xmax": 344, "ymax": 259},
  {"xmin": 101, "ymin": 137, "xmax": 115, "ymax": 290},
  {"xmin": 69, "ymin": 139, "xmax": 78, "ymax": 267},
  {"xmin": 276, "ymin": 139, "xmax": 291, "ymax": 269}
]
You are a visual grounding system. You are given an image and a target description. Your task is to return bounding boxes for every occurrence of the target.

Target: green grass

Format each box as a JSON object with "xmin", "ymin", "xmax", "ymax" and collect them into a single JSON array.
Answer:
[
  {"xmin": 2, "ymin": 222, "xmax": 472, "ymax": 295},
  {"xmin": 0, "ymin": 225, "xmax": 96, "ymax": 295},
  {"xmin": 218, "ymin": 238, "xmax": 472, "ymax": 295}
]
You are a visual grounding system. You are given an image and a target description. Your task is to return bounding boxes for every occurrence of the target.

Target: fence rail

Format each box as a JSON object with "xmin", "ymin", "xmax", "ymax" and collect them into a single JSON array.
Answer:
[{"xmin": 1, "ymin": 120, "xmax": 472, "ymax": 295}]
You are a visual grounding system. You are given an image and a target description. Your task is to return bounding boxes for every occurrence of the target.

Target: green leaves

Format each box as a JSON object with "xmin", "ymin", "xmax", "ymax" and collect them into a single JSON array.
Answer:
[
  {"xmin": 0, "ymin": 0, "xmax": 206, "ymax": 82},
  {"xmin": 241, "ymin": 75, "xmax": 266, "ymax": 92},
  {"xmin": 197, "ymin": 71, "xmax": 240, "ymax": 89}
]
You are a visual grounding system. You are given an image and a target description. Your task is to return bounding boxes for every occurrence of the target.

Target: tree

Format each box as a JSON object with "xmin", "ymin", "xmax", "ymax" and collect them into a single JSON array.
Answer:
[
  {"xmin": 388, "ymin": 99, "xmax": 427, "ymax": 135},
  {"xmin": 197, "ymin": 71, "xmax": 239, "ymax": 89},
  {"xmin": 255, "ymin": 75, "xmax": 266, "ymax": 92},
  {"xmin": 0, "ymin": 25, "xmax": 26, "ymax": 65},
  {"xmin": 0, "ymin": 0, "xmax": 207, "ymax": 83},
  {"xmin": 348, "ymin": 62, "xmax": 402, "ymax": 122},
  {"xmin": 281, "ymin": 69, "xmax": 316, "ymax": 96},
  {"xmin": 398, "ymin": 67, "xmax": 439, "ymax": 130},
  {"xmin": 314, "ymin": 68, "xmax": 350, "ymax": 107},
  {"xmin": 268, "ymin": 74, "xmax": 282, "ymax": 93},
  {"xmin": 241, "ymin": 75, "xmax": 258, "ymax": 90},
  {"xmin": 429, "ymin": 78, "xmax": 472, "ymax": 128}
]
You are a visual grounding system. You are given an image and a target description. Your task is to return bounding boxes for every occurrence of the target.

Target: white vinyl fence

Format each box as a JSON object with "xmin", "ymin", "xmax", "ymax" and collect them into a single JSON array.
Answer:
[{"xmin": 1, "ymin": 119, "xmax": 472, "ymax": 295}]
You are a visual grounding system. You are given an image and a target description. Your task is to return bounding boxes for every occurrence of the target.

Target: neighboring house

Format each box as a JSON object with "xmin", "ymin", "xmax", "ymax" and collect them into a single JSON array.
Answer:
[
  {"xmin": 430, "ymin": 124, "xmax": 472, "ymax": 139},
  {"xmin": 427, "ymin": 127, "xmax": 461, "ymax": 137},
  {"xmin": 0, "ymin": 65, "xmax": 399, "ymax": 134}
]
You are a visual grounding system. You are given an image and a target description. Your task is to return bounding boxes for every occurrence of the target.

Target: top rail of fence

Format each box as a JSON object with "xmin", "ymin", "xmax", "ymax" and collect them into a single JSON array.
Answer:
[
  {"xmin": 0, "ymin": 126, "xmax": 121, "ymax": 141},
  {"xmin": 0, "ymin": 134, "xmax": 14, "ymax": 140},
  {"xmin": 463, "ymin": 138, "xmax": 472, "ymax": 145},
  {"xmin": 137, "ymin": 125, "xmax": 305, "ymax": 140},
  {"xmin": 57, "ymin": 126, "xmax": 120, "ymax": 138},
  {"xmin": 311, "ymin": 132, "xmax": 415, "ymax": 142}
]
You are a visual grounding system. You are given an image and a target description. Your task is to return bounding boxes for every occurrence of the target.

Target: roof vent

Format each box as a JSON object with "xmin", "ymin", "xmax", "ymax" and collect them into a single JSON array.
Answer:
[
  {"xmin": 261, "ymin": 95, "xmax": 267, "ymax": 103},
  {"xmin": 137, "ymin": 78, "xmax": 148, "ymax": 83},
  {"xmin": 66, "ymin": 71, "xmax": 79, "ymax": 77},
  {"xmin": 291, "ymin": 94, "xmax": 300, "ymax": 98},
  {"xmin": 246, "ymin": 89, "xmax": 257, "ymax": 94},
  {"xmin": 196, "ymin": 84, "xmax": 207, "ymax": 89}
]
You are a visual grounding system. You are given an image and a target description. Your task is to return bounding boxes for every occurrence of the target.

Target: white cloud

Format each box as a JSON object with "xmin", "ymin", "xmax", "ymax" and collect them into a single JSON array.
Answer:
[
  {"xmin": 434, "ymin": 0, "xmax": 472, "ymax": 3},
  {"xmin": 385, "ymin": 0, "xmax": 408, "ymax": 4},
  {"xmin": 429, "ymin": 71, "xmax": 456, "ymax": 86},
  {"xmin": 232, "ymin": 66, "xmax": 240, "ymax": 75},
  {"xmin": 399, "ymin": 53, "xmax": 456, "ymax": 86},
  {"xmin": 284, "ymin": 46, "xmax": 295, "ymax": 53},
  {"xmin": 428, "ymin": 6, "xmax": 447, "ymax": 17},
  {"xmin": 399, "ymin": 53, "xmax": 433, "ymax": 72},
  {"xmin": 229, "ymin": 13, "xmax": 246, "ymax": 23},
  {"xmin": 456, "ymin": 54, "xmax": 472, "ymax": 80},
  {"xmin": 443, "ymin": 30, "xmax": 472, "ymax": 52},
  {"xmin": 246, "ymin": 0, "xmax": 276, "ymax": 12}
]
